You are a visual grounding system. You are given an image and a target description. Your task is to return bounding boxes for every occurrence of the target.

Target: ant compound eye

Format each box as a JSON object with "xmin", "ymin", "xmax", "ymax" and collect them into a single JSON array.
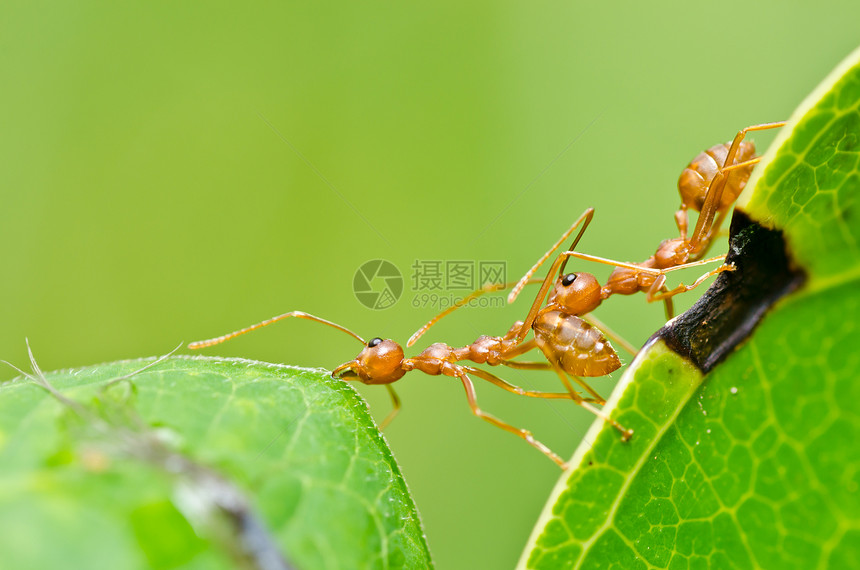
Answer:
[
  {"xmin": 368, "ymin": 337, "xmax": 383, "ymax": 348},
  {"xmin": 561, "ymin": 273, "xmax": 577, "ymax": 287}
]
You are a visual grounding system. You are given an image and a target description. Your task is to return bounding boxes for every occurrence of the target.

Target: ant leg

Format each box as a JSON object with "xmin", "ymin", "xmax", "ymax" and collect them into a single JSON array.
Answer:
[
  {"xmin": 454, "ymin": 369, "xmax": 568, "ymax": 468},
  {"xmin": 724, "ymin": 122, "xmax": 786, "ymax": 168},
  {"xmin": 377, "ymin": 385, "xmax": 401, "ymax": 430},
  {"xmin": 663, "ymin": 296, "xmax": 675, "ymax": 321},
  {"xmin": 501, "ymin": 338, "xmax": 540, "ymax": 359},
  {"xmin": 582, "ymin": 312, "xmax": 638, "ymax": 356},
  {"xmin": 508, "ymin": 208, "xmax": 595, "ymax": 304},
  {"xmin": 646, "ymin": 274, "xmax": 675, "ymax": 320},
  {"xmin": 544, "ymin": 361, "xmax": 632, "ymax": 440},
  {"xmin": 579, "ymin": 398, "xmax": 633, "ymax": 441},
  {"xmin": 661, "ymin": 280, "xmax": 676, "ymax": 321},
  {"xmin": 510, "ymin": 232, "xmax": 701, "ymax": 345},
  {"xmin": 646, "ymin": 263, "xmax": 736, "ymax": 304},
  {"xmin": 723, "ymin": 157, "xmax": 762, "ymax": 171},
  {"xmin": 495, "ymin": 339, "xmax": 611, "ymax": 404},
  {"xmin": 407, "ymin": 278, "xmax": 542, "ymax": 347},
  {"xmin": 676, "ymin": 159, "xmax": 759, "ymax": 244},
  {"xmin": 461, "ymin": 365, "xmax": 601, "ymax": 403},
  {"xmin": 687, "ymin": 157, "xmax": 762, "ymax": 259},
  {"xmin": 562, "ymin": 370, "xmax": 605, "ymax": 405},
  {"xmin": 498, "ymin": 344, "xmax": 596, "ymax": 401},
  {"xmin": 535, "ymin": 353, "xmax": 606, "ymax": 405},
  {"xmin": 558, "ymin": 250, "xmax": 725, "ymax": 276},
  {"xmin": 499, "ymin": 360, "xmax": 552, "ymax": 370},
  {"xmin": 557, "ymin": 251, "xmax": 662, "ymax": 275},
  {"xmin": 662, "ymin": 255, "xmax": 728, "ymax": 272},
  {"xmin": 675, "ymin": 205, "xmax": 690, "ymax": 241},
  {"xmin": 512, "ymin": 242, "xmax": 615, "ymax": 345}
]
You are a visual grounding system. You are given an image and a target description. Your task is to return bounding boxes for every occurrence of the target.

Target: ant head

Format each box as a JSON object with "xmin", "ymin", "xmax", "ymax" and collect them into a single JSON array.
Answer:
[
  {"xmin": 655, "ymin": 238, "xmax": 690, "ymax": 268},
  {"xmin": 548, "ymin": 272, "xmax": 601, "ymax": 315},
  {"xmin": 333, "ymin": 337, "xmax": 406, "ymax": 385}
]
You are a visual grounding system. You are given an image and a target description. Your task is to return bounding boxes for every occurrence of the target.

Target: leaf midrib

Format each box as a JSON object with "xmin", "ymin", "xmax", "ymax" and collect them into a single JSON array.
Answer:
[{"xmin": 570, "ymin": 349, "xmax": 702, "ymax": 568}]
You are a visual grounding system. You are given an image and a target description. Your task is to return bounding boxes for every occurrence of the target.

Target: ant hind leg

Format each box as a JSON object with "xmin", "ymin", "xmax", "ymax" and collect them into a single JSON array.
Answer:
[
  {"xmin": 544, "ymin": 361, "xmax": 632, "ymax": 440},
  {"xmin": 454, "ymin": 368, "xmax": 568, "ymax": 468},
  {"xmin": 463, "ymin": 365, "xmax": 602, "ymax": 402}
]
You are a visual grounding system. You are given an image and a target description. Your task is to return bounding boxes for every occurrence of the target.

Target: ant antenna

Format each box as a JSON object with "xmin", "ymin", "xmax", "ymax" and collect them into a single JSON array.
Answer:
[
  {"xmin": 508, "ymin": 207, "xmax": 594, "ymax": 304},
  {"xmin": 188, "ymin": 311, "xmax": 366, "ymax": 349},
  {"xmin": 407, "ymin": 279, "xmax": 542, "ymax": 347}
]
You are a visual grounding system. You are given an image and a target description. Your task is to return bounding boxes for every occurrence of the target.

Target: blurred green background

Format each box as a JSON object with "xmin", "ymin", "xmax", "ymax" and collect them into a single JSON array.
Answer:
[{"xmin": 2, "ymin": 2, "xmax": 857, "ymax": 568}]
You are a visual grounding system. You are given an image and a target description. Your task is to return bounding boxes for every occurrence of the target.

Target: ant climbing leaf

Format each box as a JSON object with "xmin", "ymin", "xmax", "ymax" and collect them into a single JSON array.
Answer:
[
  {"xmin": 519, "ymin": 46, "xmax": 860, "ymax": 568},
  {"xmin": 0, "ymin": 355, "xmax": 432, "ymax": 569}
]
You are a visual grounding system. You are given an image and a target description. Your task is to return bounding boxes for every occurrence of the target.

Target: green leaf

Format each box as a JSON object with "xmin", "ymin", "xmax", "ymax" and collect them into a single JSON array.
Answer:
[
  {"xmin": 0, "ymin": 355, "xmax": 432, "ymax": 569},
  {"xmin": 519, "ymin": 46, "xmax": 860, "ymax": 568}
]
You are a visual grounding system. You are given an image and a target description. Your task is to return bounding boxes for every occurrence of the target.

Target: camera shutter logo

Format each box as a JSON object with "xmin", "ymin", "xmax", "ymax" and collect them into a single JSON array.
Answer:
[{"xmin": 353, "ymin": 260, "xmax": 403, "ymax": 310}]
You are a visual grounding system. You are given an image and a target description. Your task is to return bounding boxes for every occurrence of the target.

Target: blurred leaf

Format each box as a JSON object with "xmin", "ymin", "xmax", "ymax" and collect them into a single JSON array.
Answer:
[
  {"xmin": 519, "ymin": 47, "xmax": 860, "ymax": 568},
  {"xmin": 0, "ymin": 355, "xmax": 431, "ymax": 569}
]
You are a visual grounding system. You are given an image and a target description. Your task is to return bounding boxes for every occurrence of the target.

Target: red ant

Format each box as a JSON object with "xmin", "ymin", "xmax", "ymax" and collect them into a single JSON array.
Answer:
[
  {"xmin": 188, "ymin": 125, "xmax": 782, "ymax": 468},
  {"xmin": 188, "ymin": 309, "xmax": 619, "ymax": 469},
  {"xmin": 407, "ymin": 120, "xmax": 786, "ymax": 411},
  {"xmin": 406, "ymin": 206, "xmax": 715, "ymax": 406},
  {"xmin": 404, "ymin": 209, "xmax": 638, "ymax": 430},
  {"xmin": 675, "ymin": 121, "xmax": 785, "ymax": 248},
  {"xmin": 508, "ymin": 122, "xmax": 786, "ymax": 318}
]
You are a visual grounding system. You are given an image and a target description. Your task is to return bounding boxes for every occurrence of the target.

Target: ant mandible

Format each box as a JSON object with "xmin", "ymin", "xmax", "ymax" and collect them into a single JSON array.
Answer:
[{"xmin": 188, "ymin": 311, "xmax": 611, "ymax": 469}]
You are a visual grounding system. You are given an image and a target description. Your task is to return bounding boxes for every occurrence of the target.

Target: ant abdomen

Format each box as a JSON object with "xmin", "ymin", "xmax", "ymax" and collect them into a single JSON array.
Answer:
[
  {"xmin": 678, "ymin": 140, "xmax": 757, "ymax": 212},
  {"xmin": 533, "ymin": 310, "xmax": 621, "ymax": 377}
]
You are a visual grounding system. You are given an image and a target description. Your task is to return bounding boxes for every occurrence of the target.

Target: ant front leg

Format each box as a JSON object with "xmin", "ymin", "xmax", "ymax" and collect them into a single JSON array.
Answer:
[
  {"xmin": 453, "ymin": 368, "xmax": 569, "ymax": 468},
  {"xmin": 377, "ymin": 384, "xmax": 401, "ymax": 430},
  {"xmin": 643, "ymin": 273, "xmax": 675, "ymax": 320},
  {"xmin": 556, "ymin": 250, "xmax": 663, "ymax": 277},
  {"xmin": 646, "ymin": 263, "xmax": 736, "ymax": 305}
]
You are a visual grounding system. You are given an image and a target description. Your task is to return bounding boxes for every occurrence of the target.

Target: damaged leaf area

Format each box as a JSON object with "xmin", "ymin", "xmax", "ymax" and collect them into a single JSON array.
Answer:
[
  {"xmin": 520, "ymin": 47, "xmax": 860, "ymax": 569},
  {"xmin": 0, "ymin": 355, "xmax": 431, "ymax": 569}
]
